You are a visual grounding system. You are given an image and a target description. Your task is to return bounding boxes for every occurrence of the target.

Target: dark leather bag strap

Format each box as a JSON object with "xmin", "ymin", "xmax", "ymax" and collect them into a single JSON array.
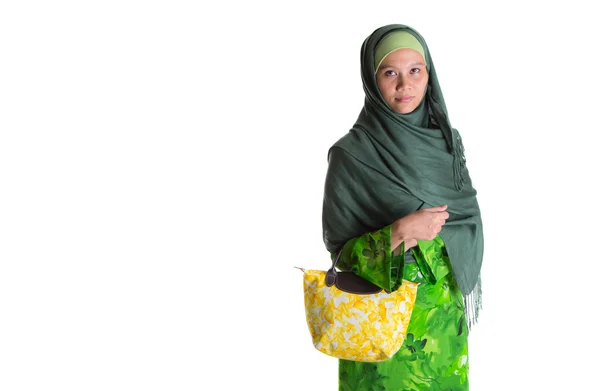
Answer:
[
  {"xmin": 325, "ymin": 248, "xmax": 343, "ymax": 287},
  {"xmin": 325, "ymin": 242, "xmax": 406, "ymax": 294}
]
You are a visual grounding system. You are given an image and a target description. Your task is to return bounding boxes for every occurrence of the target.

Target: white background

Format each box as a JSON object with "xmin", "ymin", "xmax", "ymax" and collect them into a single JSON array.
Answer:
[{"xmin": 1, "ymin": 1, "xmax": 599, "ymax": 390}]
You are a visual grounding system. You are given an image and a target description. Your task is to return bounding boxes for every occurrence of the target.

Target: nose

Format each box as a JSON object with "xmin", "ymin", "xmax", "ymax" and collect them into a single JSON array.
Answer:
[{"xmin": 395, "ymin": 75, "xmax": 410, "ymax": 91}]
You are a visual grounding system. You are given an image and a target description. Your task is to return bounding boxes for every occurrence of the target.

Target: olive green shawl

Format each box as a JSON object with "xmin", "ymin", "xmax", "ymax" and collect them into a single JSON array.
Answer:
[{"xmin": 322, "ymin": 24, "xmax": 484, "ymax": 327}]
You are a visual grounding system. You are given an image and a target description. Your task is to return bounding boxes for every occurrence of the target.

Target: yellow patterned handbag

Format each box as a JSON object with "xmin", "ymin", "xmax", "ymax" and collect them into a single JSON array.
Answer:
[{"xmin": 300, "ymin": 248, "xmax": 418, "ymax": 362}]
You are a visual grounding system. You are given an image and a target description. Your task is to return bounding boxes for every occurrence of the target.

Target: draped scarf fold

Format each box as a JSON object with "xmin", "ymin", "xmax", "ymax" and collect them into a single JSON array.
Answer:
[{"xmin": 322, "ymin": 24, "xmax": 484, "ymax": 327}]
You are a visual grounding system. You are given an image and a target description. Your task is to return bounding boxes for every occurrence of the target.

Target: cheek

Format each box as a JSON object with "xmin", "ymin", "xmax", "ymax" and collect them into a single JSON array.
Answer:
[
  {"xmin": 420, "ymin": 75, "xmax": 429, "ymax": 92},
  {"xmin": 376, "ymin": 79, "xmax": 389, "ymax": 97}
]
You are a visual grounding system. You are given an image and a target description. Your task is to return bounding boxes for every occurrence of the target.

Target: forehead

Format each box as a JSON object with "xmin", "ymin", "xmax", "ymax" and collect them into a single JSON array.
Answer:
[{"xmin": 380, "ymin": 48, "xmax": 426, "ymax": 67}]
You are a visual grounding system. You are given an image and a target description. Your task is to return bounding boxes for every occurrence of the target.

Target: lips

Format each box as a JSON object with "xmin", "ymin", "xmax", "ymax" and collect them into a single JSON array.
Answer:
[{"xmin": 395, "ymin": 96, "xmax": 414, "ymax": 103}]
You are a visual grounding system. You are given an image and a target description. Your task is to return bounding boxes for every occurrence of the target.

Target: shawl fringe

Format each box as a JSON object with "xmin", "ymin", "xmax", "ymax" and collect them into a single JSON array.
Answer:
[{"xmin": 464, "ymin": 275, "xmax": 482, "ymax": 331}]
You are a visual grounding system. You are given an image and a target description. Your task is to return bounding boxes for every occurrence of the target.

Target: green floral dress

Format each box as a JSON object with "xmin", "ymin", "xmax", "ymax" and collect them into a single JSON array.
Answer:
[{"xmin": 336, "ymin": 225, "xmax": 469, "ymax": 391}]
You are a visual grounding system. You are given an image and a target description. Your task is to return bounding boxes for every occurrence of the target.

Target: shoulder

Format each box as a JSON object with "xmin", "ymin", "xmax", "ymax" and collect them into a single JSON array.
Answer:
[
  {"xmin": 331, "ymin": 127, "xmax": 368, "ymax": 150},
  {"xmin": 325, "ymin": 132, "xmax": 386, "ymax": 182},
  {"xmin": 328, "ymin": 127, "xmax": 375, "ymax": 163}
]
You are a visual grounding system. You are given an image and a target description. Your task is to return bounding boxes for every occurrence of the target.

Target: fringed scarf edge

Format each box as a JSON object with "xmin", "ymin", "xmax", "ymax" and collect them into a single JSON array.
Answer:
[{"xmin": 464, "ymin": 275, "xmax": 482, "ymax": 332}]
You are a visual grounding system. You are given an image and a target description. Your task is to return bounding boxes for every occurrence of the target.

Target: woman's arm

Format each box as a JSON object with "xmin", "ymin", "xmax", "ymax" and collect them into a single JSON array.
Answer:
[
  {"xmin": 332, "ymin": 206, "xmax": 450, "ymax": 291},
  {"xmin": 334, "ymin": 223, "xmax": 405, "ymax": 292},
  {"xmin": 322, "ymin": 147, "xmax": 449, "ymax": 290},
  {"xmin": 391, "ymin": 205, "xmax": 449, "ymax": 249}
]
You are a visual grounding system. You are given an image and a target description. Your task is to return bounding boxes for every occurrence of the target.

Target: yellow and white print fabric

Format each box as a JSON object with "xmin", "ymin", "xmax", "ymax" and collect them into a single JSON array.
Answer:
[{"xmin": 303, "ymin": 270, "xmax": 418, "ymax": 362}]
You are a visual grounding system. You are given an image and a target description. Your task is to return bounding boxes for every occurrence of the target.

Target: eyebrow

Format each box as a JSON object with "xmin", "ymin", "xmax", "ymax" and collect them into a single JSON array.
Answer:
[{"xmin": 379, "ymin": 62, "xmax": 426, "ymax": 69}]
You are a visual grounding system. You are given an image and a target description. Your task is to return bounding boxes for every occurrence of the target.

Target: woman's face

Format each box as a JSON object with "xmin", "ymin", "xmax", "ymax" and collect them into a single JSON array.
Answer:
[{"xmin": 375, "ymin": 48, "xmax": 428, "ymax": 114}]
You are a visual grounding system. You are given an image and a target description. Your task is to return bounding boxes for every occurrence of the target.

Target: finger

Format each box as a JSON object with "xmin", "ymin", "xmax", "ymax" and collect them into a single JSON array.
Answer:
[{"xmin": 432, "ymin": 212, "xmax": 450, "ymax": 223}]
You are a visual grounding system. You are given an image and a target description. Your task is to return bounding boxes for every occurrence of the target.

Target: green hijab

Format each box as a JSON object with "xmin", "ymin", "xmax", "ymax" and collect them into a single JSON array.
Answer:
[{"xmin": 322, "ymin": 24, "xmax": 484, "ymax": 326}]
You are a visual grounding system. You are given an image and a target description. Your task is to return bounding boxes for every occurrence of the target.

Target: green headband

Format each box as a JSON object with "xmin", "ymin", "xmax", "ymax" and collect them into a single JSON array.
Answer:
[{"xmin": 374, "ymin": 31, "xmax": 426, "ymax": 72}]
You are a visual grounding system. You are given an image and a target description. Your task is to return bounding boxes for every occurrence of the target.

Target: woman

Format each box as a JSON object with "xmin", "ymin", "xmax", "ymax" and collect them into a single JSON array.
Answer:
[{"xmin": 322, "ymin": 24, "xmax": 484, "ymax": 390}]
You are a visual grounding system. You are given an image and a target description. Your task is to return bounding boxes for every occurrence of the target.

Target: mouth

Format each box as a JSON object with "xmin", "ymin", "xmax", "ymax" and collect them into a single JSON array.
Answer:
[{"xmin": 395, "ymin": 96, "xmax": 414, "ymax": 103}]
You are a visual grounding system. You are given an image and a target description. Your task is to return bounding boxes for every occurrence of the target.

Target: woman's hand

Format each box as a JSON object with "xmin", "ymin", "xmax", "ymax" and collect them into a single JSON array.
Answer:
[{"xmin": 391, "ymin": 205, "xmax": 449, "ymax": 250}]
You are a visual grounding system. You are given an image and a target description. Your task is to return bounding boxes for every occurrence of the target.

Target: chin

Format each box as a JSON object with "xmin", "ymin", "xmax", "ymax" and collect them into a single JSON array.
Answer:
[{"xmin": 392, "ymin": 105, "xmax": 415, "ymax": 114}]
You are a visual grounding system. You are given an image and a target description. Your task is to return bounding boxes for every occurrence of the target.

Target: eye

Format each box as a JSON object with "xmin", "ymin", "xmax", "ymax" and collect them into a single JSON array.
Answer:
[
  {"xmin": 384, "ymin": 70, "xmax": 397, "ymax": 77},
  {"xmin": 410, "ymin": 68, "xmax": 421, "ymax": 74}
]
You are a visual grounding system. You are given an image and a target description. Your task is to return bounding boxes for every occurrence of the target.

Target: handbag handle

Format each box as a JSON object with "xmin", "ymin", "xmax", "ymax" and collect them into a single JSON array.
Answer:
[{"xmin": 325, "ymin": 249, "xmax": 343, "ymax": 287}]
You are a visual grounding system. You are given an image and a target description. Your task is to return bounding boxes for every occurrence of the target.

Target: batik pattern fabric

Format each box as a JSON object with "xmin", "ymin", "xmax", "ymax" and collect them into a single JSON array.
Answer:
[
  {"xmin": 336, "ymin": 226, "xmax": 469, "ymax": 391},
  {"xmin": 303, "ymin": 269, "xmax": 418, "ymax": 362}
]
